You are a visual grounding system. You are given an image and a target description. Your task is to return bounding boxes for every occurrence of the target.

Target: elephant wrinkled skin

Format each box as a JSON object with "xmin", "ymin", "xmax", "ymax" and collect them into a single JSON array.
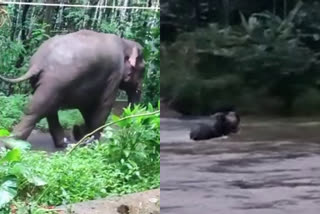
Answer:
[{"xmin": 0, "ymin": 30, "xmax": 145, "ymax": 148}]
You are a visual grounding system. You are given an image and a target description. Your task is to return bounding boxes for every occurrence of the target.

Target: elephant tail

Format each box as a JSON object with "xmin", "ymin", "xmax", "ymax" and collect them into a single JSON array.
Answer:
[{"xmin": 0, "ymin": 66, "xmax": 41, "ymax": 83}]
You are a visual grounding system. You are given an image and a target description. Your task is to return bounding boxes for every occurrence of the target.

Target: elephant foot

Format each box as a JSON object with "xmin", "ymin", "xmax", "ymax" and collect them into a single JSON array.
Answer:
[
  {"xmin": 79, "ymin": 136, "xmax": 96, "ymax": 147},
  {"xmin": 54, "ymin": 137, "xmax": 71, "ymax": 148},
  {"xmin": 73, "ymin": 125, "xmax": 88, "ymax": 141}
]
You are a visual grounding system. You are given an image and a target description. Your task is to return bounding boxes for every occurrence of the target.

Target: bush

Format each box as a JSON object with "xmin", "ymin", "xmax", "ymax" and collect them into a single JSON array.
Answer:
[
  {"xmin": 0, "ymin": 95, "xmax": 27, "ymax": 130},
  {"xmin": 0, "ymin": 103, "xmax": 159, "ymax": 210},
  {"xmin": 0, "ymin": 23, "xmax": 50, "ymax": 95},
  {"xmin": 293, "ymin": 88, "xmax": 320, "ymax": 115},
  {"xmin": 161, "ymin": 2, "xmax": 320, "ymax": 116}
]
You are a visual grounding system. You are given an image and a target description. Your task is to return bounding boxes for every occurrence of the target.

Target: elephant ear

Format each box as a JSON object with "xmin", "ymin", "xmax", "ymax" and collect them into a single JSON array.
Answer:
[{"xmin": 128, "ymin": 47, "xmax": 139, "ymax": 68}]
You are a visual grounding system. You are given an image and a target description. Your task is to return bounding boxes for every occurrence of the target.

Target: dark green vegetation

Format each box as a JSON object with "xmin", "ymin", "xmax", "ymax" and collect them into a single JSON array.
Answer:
[
  {"xmin": 161, "ymin": 0, "xmax": 300, "ymax": 42},
  {"xmin": 0, "ymin": 104, "xmax": 160, "ymax": 212},
  {"xmin": 161, "ymin": 0, "xmax": 320, "ymax": 116},
  {"xmin": 0, "ymin": 0, "xmax": 160, "ymax": 107}
]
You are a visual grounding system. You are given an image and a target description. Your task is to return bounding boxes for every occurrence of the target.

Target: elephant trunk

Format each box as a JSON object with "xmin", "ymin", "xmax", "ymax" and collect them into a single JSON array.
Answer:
[
  {"xmin": 120, "ymin": 81, "xmax": 142, "ymax": 106},
  {"xmin": 127, "ymin": 89, "xmax": 141, "ymax": 105}
]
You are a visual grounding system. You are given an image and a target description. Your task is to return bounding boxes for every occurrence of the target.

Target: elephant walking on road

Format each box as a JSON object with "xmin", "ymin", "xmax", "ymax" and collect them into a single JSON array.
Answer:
[{"xmin": 0, "ymin": 30, "xmax": 145, "ymax": 148}]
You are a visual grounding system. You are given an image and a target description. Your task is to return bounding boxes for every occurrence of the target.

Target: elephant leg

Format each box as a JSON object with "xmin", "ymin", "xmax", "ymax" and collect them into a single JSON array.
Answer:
[
  {"xmin": 47, "ymin": 112, "xmax": 69, "ymax": 148},
  {"xmin": 12, "ymin": 86, "xmax": 59, "ymax": 141},
  {"xmin": 73, "ymin": 108, "xmax": 91, "ymax": 141},
  {"xmin": 74, "ymin": 96, "xmax": 117, "ymax": 142},
  {"xmin": 72, "ymin": 69, "xmax": 121, "ymax": 142},
  {"xmin": 12, "ymin": 114, "xmax": 41, "ymax": 140},
  {"xmin": 73, "ymin": 124, "xmax": 88, "ymax": 141},
  {"xmin": 86, "ymin": 104, "xmax": 115, "ymax": 140},
  {"xmin": 83, "ymin": 75, "xmax": 121, "ymax": 141}
]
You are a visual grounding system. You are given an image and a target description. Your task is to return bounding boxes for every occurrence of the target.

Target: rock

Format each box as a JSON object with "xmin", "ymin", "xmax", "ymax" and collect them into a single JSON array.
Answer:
[{"xmin": 57, "ymin": 189, "xmax": 160, "ymax": 214}]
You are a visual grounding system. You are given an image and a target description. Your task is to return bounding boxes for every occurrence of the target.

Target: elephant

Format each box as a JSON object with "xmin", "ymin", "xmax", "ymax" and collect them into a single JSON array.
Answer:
[
  {"xmin": 0, "ymin": 29, "xmax": 145, "ymax": 148},
  {"xmin": 189, "ymin": 111, "xmax": 240, "ymax": 141}
]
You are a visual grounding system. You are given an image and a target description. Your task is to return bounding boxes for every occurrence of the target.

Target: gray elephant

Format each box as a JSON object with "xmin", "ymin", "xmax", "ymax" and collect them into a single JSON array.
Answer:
[
  {"xmin": 0, "ymin": 30, "xmax": 145, "ymax": 148},
  {"xmin": 189, "ymin": 111, "xmax": 240, "ymax": 141}
]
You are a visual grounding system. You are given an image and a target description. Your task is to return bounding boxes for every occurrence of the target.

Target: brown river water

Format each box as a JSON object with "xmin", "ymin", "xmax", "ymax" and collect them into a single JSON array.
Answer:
[{"xmin": 160, "ymin": 117, "xmax": 320, "ymax": 214}]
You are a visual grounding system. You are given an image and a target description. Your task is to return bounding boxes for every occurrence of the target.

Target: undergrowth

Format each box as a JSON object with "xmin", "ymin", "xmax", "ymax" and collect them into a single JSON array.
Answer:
[{"xmin": 0, "ymin": 103, "xmax": 160, "ymax": 213}]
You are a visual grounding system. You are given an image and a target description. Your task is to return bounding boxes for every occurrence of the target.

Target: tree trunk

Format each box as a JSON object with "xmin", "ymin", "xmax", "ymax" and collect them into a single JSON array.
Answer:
[
  {"xmin": 10, "ymin": 5, "xmax": 19, "ymax": 41},
  {"xmin": 222, "ymin": 0, "xmax": 230, "ymax": 26},
  {"xmin": 86, "ymin": 0, "xmax": 99, "ymax": 29},
  {"xmin": 120, "ymin": 0, "xmax": 129, "ymax": 21},
  {"xmin": 193, "ymin": 0, "xmax": 200, "ymax": 26},
  {"xmin": 43, "ymin": 0, "xmax": 56, "ymax": 35},
  {"xmin": 283, "ymin": 0, "xmax": 287, "ymax": 17},
  {"xmin": 15, "ymin": 0, "xmax": 32, "ymax": 69},
  {"xmin": 92, "ymin": 0, "xmax": 101, "ymax": 29}
]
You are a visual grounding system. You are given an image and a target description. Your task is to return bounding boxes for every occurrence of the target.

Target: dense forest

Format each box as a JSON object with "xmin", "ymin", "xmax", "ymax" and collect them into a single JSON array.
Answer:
[
  {"xmin": 0, "ymin": 0, "xmax": 160, "ymax": 106},
  {"xmin": 161, "ymin": 0, "xmax": 320, "ymax": 116}
]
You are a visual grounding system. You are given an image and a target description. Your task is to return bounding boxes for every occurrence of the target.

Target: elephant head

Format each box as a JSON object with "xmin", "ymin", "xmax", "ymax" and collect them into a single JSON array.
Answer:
[{"xmin": 119, "ymin": 39, "xmax": 145, "ymax": 105}]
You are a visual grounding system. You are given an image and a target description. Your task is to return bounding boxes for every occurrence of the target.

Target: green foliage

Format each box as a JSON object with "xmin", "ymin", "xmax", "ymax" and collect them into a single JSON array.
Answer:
[
  {"xmin": 161, "ymin": 0, "xmax": 300, "ymax": 42},
  {"xmin": 106, "ymin": 103, "xmax": 160, "ymax": 164},
  {"xmin": 0, "ymin": 148, "xmax": 46, "ymax": 209},
  {"xmin": 293, "ymin": 1, "xmax": 320, "ymax": 52},
  {"xmin": 0, "ymin": 20, "xmax": 50, "ymax": 95},
  {"xmin": 0, "ymin": 178, "xmax": 17, "ymax": 209},
  {"xmin": 141, "ymin": 13, "xmax": 160, "ymax": 107},
  {"xmin": 0, "ymin": 129, "xmax": 10, "ymax": 137},
  {"xmin": 0, "ymin": 95, "xmax": 27, "ymax": 130},
  {"xmin": 0, "ymin": 29, "xmax": 26, "ymax": 95},
  {"xmin": 161, "ymin": 2, "xmax": 320, "ymax": 116},
  {"xmin": 27, "ymin": 23, "xmax": 51, "ymax": 54},
  {"xmin": 0, "ymin": 104, "xmax": 159, "ymax": 210}
]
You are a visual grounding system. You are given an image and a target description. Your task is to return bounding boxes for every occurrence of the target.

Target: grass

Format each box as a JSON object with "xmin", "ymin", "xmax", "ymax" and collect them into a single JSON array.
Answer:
[{"xmin": 0, "ymin": 100, "xmax": 160, "ymax": 213}]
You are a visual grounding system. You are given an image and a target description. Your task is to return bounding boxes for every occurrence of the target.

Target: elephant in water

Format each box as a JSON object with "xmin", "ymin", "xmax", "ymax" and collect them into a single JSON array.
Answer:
[
  {"xmin": 0, "ymin": 30, "xmax": 145, "ymax": 148},
  {"xmin": 190, "ymin": 111, "xmax": 240, "ymax": 141}
]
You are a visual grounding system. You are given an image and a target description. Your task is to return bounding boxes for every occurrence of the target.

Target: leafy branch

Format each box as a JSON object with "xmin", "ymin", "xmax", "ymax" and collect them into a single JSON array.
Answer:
[{"xmin": 67, "ymin": 110, "xmax": 160, "ymax": 155}]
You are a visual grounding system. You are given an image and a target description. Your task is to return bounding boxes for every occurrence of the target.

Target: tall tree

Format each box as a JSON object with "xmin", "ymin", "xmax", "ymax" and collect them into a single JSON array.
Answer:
[{"xmin": 15, "ymin": 0, "xmax": 32, "ymax": 69}]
